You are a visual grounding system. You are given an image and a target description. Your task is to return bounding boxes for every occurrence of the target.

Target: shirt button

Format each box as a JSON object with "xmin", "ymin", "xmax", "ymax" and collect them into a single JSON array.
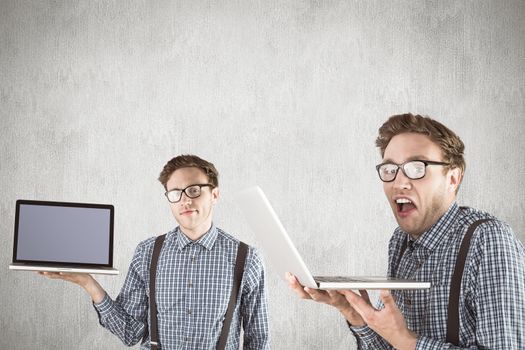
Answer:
[
  {"xmin": 187, "ymin": 309, "xmax": 192, "ymax": 315},
  {"xmin": 188, "ymin": 282, "xmax": 193, "ymax": 288},
  {"xmin": 405, "ymin": 298, "xmax": 412, "ymax": 306},
  {"xmin": 191, "ymin": 256, "xmax": 196, "ymax": 262}
]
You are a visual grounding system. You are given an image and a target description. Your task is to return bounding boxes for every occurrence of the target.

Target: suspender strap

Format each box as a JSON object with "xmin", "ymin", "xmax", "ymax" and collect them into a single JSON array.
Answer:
[
  {"xmin": 149, "ymin": 234, "xmax": 166, "ymax": 350},
  {"xmin": 446, "ymin": 219, "xmax": 492, "ymax": 345},
  {"xmin": 149, "ymin": 237, "xmax": 248, "ymax": 350},
  {"xmin": 216, "ymin": 241, "xmax": 249, "ymax": 350}
]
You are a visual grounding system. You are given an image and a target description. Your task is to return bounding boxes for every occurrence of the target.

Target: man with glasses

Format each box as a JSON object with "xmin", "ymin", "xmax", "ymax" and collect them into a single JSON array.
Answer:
[
  {"xmin": 41, "ymin": 154, "xmax": 270, "ymax": 349},
  {"xmin": 287, "ymin": 114, "xmax": 525, "ymax": 349}
]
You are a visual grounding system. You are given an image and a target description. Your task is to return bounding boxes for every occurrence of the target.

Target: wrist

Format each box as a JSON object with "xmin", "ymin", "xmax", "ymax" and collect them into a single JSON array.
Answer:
[
  {"xmin": 339, "ymin": 307, "xmax": 366, "ymax": 327},
  {"xmin": 394, "ymin": 330, "xmax": 418, "ymax": 350},
  {"xmin": 82, "ymin": 277, "xmax": 106, "ymax": 304}
]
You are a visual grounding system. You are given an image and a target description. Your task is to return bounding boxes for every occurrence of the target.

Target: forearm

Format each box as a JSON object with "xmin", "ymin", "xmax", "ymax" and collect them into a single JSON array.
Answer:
[
  {"xmin": 93, "ymin": 294, "xmax": 147, "ymax": 346},
  {"xmin": 81, "ymin": 277, "xmax": 106, "ymax": 303}
]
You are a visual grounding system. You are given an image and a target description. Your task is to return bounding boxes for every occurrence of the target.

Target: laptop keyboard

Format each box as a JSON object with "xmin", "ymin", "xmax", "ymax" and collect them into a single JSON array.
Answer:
[
  {"xmin": 314, "ymin": 276, "xmax": 392, "ymax": 283},
  {"xmin": 315, "ymin": 276, "xmax": 368, "ymax": 283}
]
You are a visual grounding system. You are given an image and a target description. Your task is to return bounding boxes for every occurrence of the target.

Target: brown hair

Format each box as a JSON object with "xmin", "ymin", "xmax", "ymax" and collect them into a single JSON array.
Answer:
[
  {"xmin": 158, "ymin": 154, "xmax": 219, "ymax": 190},
  {"xmin": 376, "ymin": 113, "xmax": 466, "ymax": 175}
]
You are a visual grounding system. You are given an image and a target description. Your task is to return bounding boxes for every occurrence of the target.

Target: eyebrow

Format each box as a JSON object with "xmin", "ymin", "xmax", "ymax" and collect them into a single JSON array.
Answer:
[
  {"xmin": 166, "ymin": 183, "xmax": 203, "ymax": 192},
  {"xmin": 166, "ymin": 185, "xmax": 190, "ymax": 192},
  {"xmin": 382, "ymin": 155, "xmax": 432, "ymax": 163},
  {"xmin": 166, "ymin": 187, "xmax": 181, "ymax": 192}
]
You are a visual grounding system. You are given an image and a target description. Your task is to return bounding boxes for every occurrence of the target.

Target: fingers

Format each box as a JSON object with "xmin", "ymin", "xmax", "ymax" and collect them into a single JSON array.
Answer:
[
  {"xmin": 326, "ymin": 290, "xmax": 354, "ymax": 308},
  {"xmin": 38, "ymin": 271, "xmax": 63, "ymax": 279},
  {"xmin": 285, "ymin": 272, "xmax": 312, "ymax": 300},
  {"xmin": 37, "ymin": 271, "xmax": 86, "ymax": 285},
  {"xmin": 339, "ymin": 290, "xmax": 375, "ymax": 318},
  {"xmin": 285, "ymin": 273, "xmax": 347, "ymax": 305},
  {"xmin": 326, "ymin": 290, "xmax": 340, "ymax": 298},
  {"xmin": 359, "ymin": 289, "xmax": 372, "ymax": 305},
  {"xmin": 326, "ymin": 289, "xmax": 351, "ymax": 301},
  {"xmin": 303, "ymin": 287, "xmax": 333, "ymax": 303},
  {"xmin": 379, "ymin": 289, "xmax": 398, "ymax": 310},
  {"xmin": 38, "ymin": 271, "xmax": 72, "ymax": 281}
]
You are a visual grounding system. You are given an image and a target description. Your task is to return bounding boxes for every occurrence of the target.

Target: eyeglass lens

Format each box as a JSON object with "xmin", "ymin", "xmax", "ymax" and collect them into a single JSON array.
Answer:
[
  {"xmin": 379, "ymin": 161, "xmax": 426, "ymax": 181},
  {"xmin": 166, "ymin": 185, "xmax": 204, "ymax": 203}
]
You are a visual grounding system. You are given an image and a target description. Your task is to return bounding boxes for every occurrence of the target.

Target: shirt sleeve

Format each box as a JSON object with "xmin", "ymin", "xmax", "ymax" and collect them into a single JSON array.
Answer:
[
  {"xmin": 92, "ymin": 241, "xmax": 150, "ymax": 346},
  {"xmin": 348, "ymin": 323, "xmax": 392, "ymax": 349},
  {"xmin": 416, "ymin": 221, "xmax": 525, "ymax": 349},
  {"xmin": 347, "ymin": 297, "xmax": 392, "ymax": 350},
  {"xmin": 345, "ymin": 233, "xmax": 403, "ymax": 349},
  {"xmin": 240, "ymin": 247, "xmax": 270, "ymax": 350}
]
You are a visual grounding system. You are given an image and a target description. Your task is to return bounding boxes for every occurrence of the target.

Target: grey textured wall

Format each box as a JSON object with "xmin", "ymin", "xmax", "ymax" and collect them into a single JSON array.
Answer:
[{"xmin": 1, "ymin": 1, "xmax": 524, "ymax": 349}]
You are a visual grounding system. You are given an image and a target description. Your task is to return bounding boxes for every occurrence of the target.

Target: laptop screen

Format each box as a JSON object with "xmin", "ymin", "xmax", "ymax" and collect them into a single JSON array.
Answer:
[{"xmin": 13, "ymin": 200, "xmax": 114, "ymax": 267}]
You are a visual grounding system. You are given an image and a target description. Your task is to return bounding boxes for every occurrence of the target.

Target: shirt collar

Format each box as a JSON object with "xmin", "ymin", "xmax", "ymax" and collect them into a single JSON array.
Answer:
[
  {"xmin": 174, "ymin": 224, "xmax": 218, "ymax": 251},
  {"xmin": 408, "ymin": 202, "xmax": 460, "ymax": 252}
]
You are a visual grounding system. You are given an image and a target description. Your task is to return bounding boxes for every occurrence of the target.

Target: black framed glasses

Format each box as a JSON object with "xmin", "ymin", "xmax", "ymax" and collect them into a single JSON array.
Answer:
[
  {"xmin": 164, "ymin": 184, "xmax": 214, "ymax": 203},
  {"xmin": 375, "ymin": 160, "xmax": 449, "ymax": 182}
]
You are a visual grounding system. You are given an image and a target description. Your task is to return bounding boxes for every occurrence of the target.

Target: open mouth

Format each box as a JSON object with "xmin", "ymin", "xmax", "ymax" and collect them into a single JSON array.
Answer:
[{"xmin": 395, "ymin": 198, "xmax": 416, "ymax": 214}]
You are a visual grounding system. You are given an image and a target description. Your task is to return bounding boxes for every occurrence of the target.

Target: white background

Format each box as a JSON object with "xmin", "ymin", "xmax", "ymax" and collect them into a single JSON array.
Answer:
[{"xmin": 1, "ymin": 1, "xmax": 524, "ymax": 349}]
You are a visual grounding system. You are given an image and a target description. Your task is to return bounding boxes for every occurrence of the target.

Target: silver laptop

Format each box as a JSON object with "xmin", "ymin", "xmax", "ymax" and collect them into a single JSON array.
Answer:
[
  {"xmin": 235, "ymin": 186, "xmax": 430, "ymax": 290},
  {"xmin": 9, "ymin": 200, "xmax": 119, "ymax": 275}
]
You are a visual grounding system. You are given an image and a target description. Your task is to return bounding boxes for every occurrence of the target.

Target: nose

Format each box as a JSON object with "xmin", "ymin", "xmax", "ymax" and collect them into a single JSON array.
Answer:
[
  {"xmin": 392, "ymin": 168, "xmax": 412, "ymax": 190},
  {"xmin": 180, "ymin": 192, "xmax": 192, "ymax": 205}
]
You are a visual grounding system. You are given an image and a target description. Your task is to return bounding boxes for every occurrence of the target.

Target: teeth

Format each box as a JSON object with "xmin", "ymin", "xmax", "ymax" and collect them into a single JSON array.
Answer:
[{"xmin": 396, "ymin": 198, "xmax": 412, "ymax": 204}]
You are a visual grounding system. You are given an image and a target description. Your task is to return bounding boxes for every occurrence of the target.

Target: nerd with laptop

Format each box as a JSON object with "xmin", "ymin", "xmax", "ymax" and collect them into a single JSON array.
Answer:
[
  {"xmin": 239, "ymin": 114, "xmax": 523, "ymax": 349},
  {"xmin": 11, "ymin": 116, "xmax": 525, "ymax": 349},
  {"xmin": 14, "ymin": 155, "xmax": 270, "ymax": 350}
]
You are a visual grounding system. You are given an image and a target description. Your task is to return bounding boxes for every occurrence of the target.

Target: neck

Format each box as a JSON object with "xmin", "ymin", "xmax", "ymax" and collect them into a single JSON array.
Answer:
[
  {"xmin": 180, "ymin": 222, "xmax": 213, "ymax": 241},
  {"xmin": 407, "ymin": 200, "xmax": 456, "ymax": 239}
]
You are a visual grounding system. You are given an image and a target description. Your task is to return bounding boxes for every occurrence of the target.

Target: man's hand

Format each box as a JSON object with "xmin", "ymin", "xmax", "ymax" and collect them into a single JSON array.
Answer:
[
  {"xmin": 38, "ymin": 271, "xmax": 106, "ymax": 304},
  {"xmin": 339, "ymin": 289, "xmax": 418, "ymax": 350},
  {"xmin": 285, "ymin": 272, "xmax": 366, "ymax": 327}
]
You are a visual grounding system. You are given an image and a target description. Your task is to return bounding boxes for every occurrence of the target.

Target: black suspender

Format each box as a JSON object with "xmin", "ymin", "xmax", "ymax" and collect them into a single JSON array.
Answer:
[
  {"xmin": 446, "ymin": 218, "xmax": 492, "ymax": 345},
  {"xmin": 149, "ymin": 234, "xmax": 166, "ymax": 350},
  {"xmin": 396, "ymin": 219, "xmax": 492, "ymax": 346},
  {"xmin": 148, "ymin": 235, "xmax": 248, "ymax": 350},
  {"xmin": 216, "ymin": 241, "xmax": 249, "ymax": 350}
]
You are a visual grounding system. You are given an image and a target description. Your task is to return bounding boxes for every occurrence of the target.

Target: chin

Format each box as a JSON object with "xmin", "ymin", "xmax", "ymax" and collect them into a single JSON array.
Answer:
[{"xmin": 398, "ymin": 221, "xmax": 417, "ymax": 234}]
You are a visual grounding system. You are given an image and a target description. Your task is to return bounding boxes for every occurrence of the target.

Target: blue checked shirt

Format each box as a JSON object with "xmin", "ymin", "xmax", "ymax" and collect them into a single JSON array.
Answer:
[
  {"xmin": 93, "ymin": 225, "xmax": 270, "ymax": 349},
  {"xmin": 350, "ymin": 203, "xmax": 525, "ymax": 349}
]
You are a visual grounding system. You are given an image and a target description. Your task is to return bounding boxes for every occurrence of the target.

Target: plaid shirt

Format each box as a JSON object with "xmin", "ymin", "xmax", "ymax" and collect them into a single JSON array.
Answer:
[
  {"xmin": 93, "ymin": 225, "xmax": 270, "ymax": 350},
  {"xmin": 350, "ymin": 203, "xmax": 525, "ymax": 349}
]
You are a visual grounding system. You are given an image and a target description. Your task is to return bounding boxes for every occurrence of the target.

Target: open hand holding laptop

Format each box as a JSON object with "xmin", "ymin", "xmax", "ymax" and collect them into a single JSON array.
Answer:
[
  {"xmin": 38, "ymin": 271, "xmax": 106, "ymax": 303},
  {"xmin": 285, "ymin": 271, "xmax": 417, "ymax": 348},
  {"xmin": 285, "ymin": 272, "xmax": 367, "ymax": 327}
]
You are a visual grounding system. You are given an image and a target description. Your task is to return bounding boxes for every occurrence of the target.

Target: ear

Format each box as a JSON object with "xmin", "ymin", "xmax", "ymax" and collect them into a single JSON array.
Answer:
[
  {"xmin": 447, "ymin": 167, "xmax": 462, "ymax": 194},
  {"xmin": 211, "ymin": 187, "xmax": 220, "ymax": 204}
]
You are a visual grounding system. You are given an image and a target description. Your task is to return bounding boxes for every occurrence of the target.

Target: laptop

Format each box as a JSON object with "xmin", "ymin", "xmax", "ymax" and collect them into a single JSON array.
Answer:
[
  {"xmin": 9, "ymin": 199, "xmax": 119, "ymax": 275},
  {"xmin": 235, "ymin": 186, "xmax": 430, "ymax": 290}
]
